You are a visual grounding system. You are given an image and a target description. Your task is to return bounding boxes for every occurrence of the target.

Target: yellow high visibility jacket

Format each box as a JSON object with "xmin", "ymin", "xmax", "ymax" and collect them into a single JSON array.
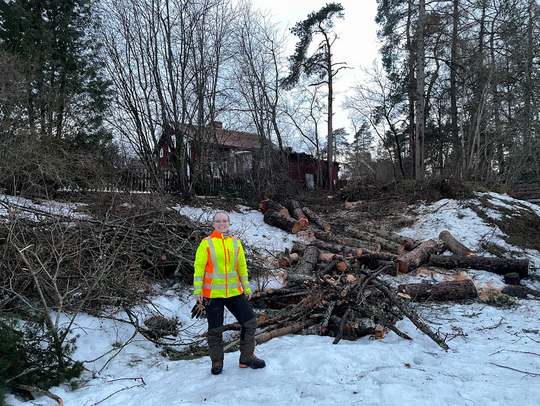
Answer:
[{"xmin": 193, "ymin": 231, "xmax": 251, "ymax": 298}]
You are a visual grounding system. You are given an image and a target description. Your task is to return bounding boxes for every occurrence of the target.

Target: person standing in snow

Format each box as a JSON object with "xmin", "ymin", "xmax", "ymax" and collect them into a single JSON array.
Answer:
[{"xmin": 193, "ymin": 211, "xmax": 266, "ymax": 375}]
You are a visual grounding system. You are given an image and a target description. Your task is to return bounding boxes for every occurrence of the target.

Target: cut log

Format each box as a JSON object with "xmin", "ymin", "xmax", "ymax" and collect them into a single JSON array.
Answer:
[
  {"xmin": 255, "ymin": 320, "xmax": 316, "ymax": 345},
  {"xmin": 338, "ymin": 236, "xmax": 384, "ymax": 252},
  {"xmin": 309, "ymin": 239, "xmax": 363, "ymax": 257},
  {"xmin": 367, "ymin": 228, "xmax": 421, "ymax": 249},
  {"xmin": 293, "ymin": 245, "xmax": 320, "ymax": 275},
  {"xmin": 356, "ymin": 251, "xmax": 399, "ymax": 262},
  {"xmin": 263, "ymin": 209, "xmax": 302, "ymax": 234},
  {"xmin": 428, "ymin": 255, "xmax": 530, "ymax": 278},
  {"xmin": 313, "ymin": 230, "xmax": 341, "ymax": 244},
  {"xmin": 395, "ymin": 238, "xmax": 445, "ymax": 273},
  {"xmin": 397, "ymin": 279, "xmax": 478, "ymax": 301},
  {"xmin": 259, "ymin": 199, "xmax": 289, "ymax": 216},
  {"xmin": 278, "ymin": 252, "xmax": 299, "ymax": 267},
  {"xmin": 502, "ymin": 285, "xmax": 540, "ymax": 299},
  {"xmin": 438, "ymin": 230, "xmax": 476, "ymax": 256},
  {"xmin": 287, "ymin": 200, "xmax": 309, "ymax": 230},
  {"xmin": 345, "ymin": 229, "xmax": 402, "ymax": 253},
  {"xmin": 291, "ymin": 242, "xmax": 308, "ymax": 255},
  {"xmin": 318, "ymin": 252, "xmax": 340, "ymax": 262},
  {"xmin": 302, "ymin": 206, "xmax": 331, "ymax": 231}
]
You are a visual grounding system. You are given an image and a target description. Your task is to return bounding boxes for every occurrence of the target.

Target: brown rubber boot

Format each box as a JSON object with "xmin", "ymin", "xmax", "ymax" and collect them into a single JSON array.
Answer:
[{"xmin": 207, "ymin": 326, "xmax": 225, "ymax": 364}]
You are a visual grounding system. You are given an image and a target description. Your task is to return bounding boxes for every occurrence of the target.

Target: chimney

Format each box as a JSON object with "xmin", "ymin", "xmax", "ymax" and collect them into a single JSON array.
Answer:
[{"xmin": 214, "ymin": 121, "xmax": 223, "ymax": 129}]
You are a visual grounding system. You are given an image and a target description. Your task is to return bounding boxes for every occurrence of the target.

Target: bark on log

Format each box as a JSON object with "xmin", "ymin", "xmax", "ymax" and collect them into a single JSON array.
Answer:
[
  {"xmin": 293, "ymin": 245, "xmax": 320, "ymax": 275},
  {"xmin": 439, "ymin": 230, "xmax": 476, "ymax": 256},
  {"xmin": 263, "ymin": 209, "xmax": 302, "ymax": 234},
  {"xmin": 345, "ymin": 229, "xmax": 402, "ymax": 253},
  {"xmin": 429, "ymin": 255, "xmax": 530, "ymax": 278},
  {"xmin": 259, "ymin": 199, "xmax": 289, "ymax": 216},
  {"xmin": 287, "ymin": 200, "xmax": 309, "ymax": 230},
  {"xmin": 255, "ymin": 320, "xmax": 316, "ymax": 345},
  {"xmin": 397, "ymin": 279, "xmax": 478, "ymax": 301},
  {"xmin": 291, "ymin": 242, "xmax": 308, "ymax": 255},
  {"xmin": 313, "ymin": 230, "xmax": 341, "ymax": 244},
  {"xmin": 302, "ymin": 206, "xmax": 331, "ymax": 231},
  {"xmin": 501, "ymin": 285, "xmax": 540, "ymax": 299},
  {"xmin": 278, "ymin": 252, "xmax": 299, "ymax": 267},
  {"xmin": 309, "ymin": 239, "xmax": 363, "ymax": 257},
  {"xmin": 396, "ymin": 238, "xmax": 445, "ymax": 273},
  {"xmin": 338, "ymin": 236, "xmax": 383, "ymax": 252},
  {"xmin": 367, "ymin": 228, "xmax": 421, "ymax": 249}
]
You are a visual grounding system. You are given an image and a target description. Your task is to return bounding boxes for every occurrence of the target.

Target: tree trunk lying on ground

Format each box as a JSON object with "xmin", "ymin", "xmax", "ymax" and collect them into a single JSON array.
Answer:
[
  {"xmin": 309, "ymin": 239, "xmax": 363, "ymax": 258},
  {"xmin": 395, "ymin": 238, "xmax": 446, "ymax": 273},
  {"xmin": 428, "ymin": 255, "xmax": 530, "ymax": 278},
  {"xmin": 302, "ymin": 206, "xmax": 331, "ymax": 231},
  {"xmin": 263, "ymin": 209, "xmax": 302, "ymax": 234},
  {"xmin": 293, "ymin": 245, "xmax": 320, "ymax": 275},
  {"xmin": 259, "ymin": 199, "xmax": 289, "ymax": 216},
  {"xmin": 397, "ymin": 279, "xmax": 478, "ymax": 301},
  {"xmin": 439, "ymin": 231, "xmax": 476, "ymax": 256},
  {"xmin": 501, "ymin": 285, "xmax": 540, "ymax": 299},
  {"xmin": 345, "ymin": 229, "xmax": 403, "ymax": 253},
  {"xmin": 287, "ymin": 200, "xmax": 309, "ymax": 230}
]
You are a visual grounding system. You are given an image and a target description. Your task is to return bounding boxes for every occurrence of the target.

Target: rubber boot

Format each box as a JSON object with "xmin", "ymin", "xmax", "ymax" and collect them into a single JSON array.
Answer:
[
  {"xmin": 208, "ymin": 325, "xmax": 225, "ymax": 374},
  {"xmin": 239, "ymin": 318, "xmax": 265, "ymax": 369}
]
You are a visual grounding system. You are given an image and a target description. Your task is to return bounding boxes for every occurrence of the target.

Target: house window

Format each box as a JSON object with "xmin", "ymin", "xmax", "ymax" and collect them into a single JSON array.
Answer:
[
  {"xmin": 210, "ymin": 162, "xmax": 221, "ymax": 178},
  {"xmin": 234, "ymin": 151, "xmax": 252, "ymax": 173}
]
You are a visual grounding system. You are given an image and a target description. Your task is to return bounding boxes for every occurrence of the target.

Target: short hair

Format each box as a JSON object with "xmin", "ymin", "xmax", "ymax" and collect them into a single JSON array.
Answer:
[{"xmin": 212, "ymin": 211, "xmax": 230, "ymax": 222}]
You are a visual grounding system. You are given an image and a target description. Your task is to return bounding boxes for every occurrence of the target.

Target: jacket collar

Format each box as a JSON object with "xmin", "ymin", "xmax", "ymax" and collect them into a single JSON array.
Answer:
[{"xmin": 210, "ymin": 230, "xmax": 231, "ymax": 239}]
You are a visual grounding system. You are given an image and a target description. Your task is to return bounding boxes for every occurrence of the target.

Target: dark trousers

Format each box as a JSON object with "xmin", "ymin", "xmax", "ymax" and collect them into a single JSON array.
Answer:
[{"xmin": 205, "ymin": 294, "xmax": 257, "ymax": 362}]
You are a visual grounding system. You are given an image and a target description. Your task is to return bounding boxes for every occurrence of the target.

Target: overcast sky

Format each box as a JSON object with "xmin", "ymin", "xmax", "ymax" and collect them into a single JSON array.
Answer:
[{"xmin": 248, "ymin": 0, "xmax": 381, "ymax": 133}]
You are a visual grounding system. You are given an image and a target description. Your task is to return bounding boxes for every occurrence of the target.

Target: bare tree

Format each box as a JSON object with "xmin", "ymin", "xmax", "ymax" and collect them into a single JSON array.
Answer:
[
  {"xmin": 343, "ymin": 65, "xmax": 408, "ymax": 179},
  {"xmin": 99, "ymin": 0, "xmax": 235, "ymax": 195}
]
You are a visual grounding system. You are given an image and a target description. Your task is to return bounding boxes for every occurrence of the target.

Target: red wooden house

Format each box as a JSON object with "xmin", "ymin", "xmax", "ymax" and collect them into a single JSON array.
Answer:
[{"xmin": 159, "ymin": 121, "xmax": 339, "ymax": 188}]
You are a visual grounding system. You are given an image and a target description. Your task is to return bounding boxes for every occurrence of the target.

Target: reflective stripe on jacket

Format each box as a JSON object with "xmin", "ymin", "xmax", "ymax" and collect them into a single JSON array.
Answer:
[{"xmin": 193, "ymin": 231, "xmax": 251, "ymax": 298}]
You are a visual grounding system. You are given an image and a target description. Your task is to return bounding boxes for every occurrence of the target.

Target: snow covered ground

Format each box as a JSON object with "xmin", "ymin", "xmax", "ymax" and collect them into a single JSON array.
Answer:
[{"xmin": 2, "ymin": 192, "xmax": 540, "ymax": 406}]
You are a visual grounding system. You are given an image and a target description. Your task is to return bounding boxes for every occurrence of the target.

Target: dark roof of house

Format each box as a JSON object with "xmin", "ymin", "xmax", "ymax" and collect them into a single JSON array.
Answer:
[
  {"xmin": 512, "ymin": 181, "xmax": 540, "ymax": 203},
  {"xmin": 215, "ymin": 128, "xmax": 262, "ymax": 149}
]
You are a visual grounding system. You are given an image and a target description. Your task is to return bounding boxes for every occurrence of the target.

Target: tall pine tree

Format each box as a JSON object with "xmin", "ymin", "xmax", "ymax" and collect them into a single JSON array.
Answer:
[{"xmin": 0, "ymin": 0, "xmax": 110, "ymax": 147}]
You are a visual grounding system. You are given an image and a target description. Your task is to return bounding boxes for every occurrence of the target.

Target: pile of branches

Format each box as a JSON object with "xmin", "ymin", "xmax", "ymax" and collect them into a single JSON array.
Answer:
[
  {"xmin": 0, "ymin": 197, "xmax": 209, "ymax": 313},
  {"xmin": 250, "ymin": 245, "xmax": 450, "ymax": 350}
]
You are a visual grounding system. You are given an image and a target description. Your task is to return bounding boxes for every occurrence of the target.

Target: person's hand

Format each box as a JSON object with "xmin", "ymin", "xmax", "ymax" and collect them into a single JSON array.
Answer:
[
  {"xmin": 246, "ymin": 293, "xmax": 252, "ymax": 301},
  {"xmin": 195, "ymin": 294, "xmax": 203, "ymax": 304}
]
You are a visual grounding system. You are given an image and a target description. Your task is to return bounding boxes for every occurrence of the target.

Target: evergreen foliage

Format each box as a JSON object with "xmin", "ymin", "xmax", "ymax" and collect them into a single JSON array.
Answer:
[
  {"xmin": 0, "ymin": 316, "xmax": 83, "ymax": 405},
  {"xmin": 0, "ymin": 0, "xmax": 113, "ymax": 195},
  {"xmin": 373, "ymin": 0, "xmax": 540, "ymax": 182}
]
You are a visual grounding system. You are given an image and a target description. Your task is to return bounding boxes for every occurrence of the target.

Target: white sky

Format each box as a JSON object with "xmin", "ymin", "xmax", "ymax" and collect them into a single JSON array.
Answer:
[
  {"xmin": 3, "ymin": 192, "xmax": 540, "ymax": 406},
  {"xmin": 248, "ymin": 0, "xmax": 381, "ymax": 135}
]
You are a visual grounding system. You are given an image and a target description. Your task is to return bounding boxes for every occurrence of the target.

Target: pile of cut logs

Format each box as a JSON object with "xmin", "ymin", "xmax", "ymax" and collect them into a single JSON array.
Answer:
[{"xmin": 250, "ymin": 199, "xmax": 534, "ymax": 350}]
